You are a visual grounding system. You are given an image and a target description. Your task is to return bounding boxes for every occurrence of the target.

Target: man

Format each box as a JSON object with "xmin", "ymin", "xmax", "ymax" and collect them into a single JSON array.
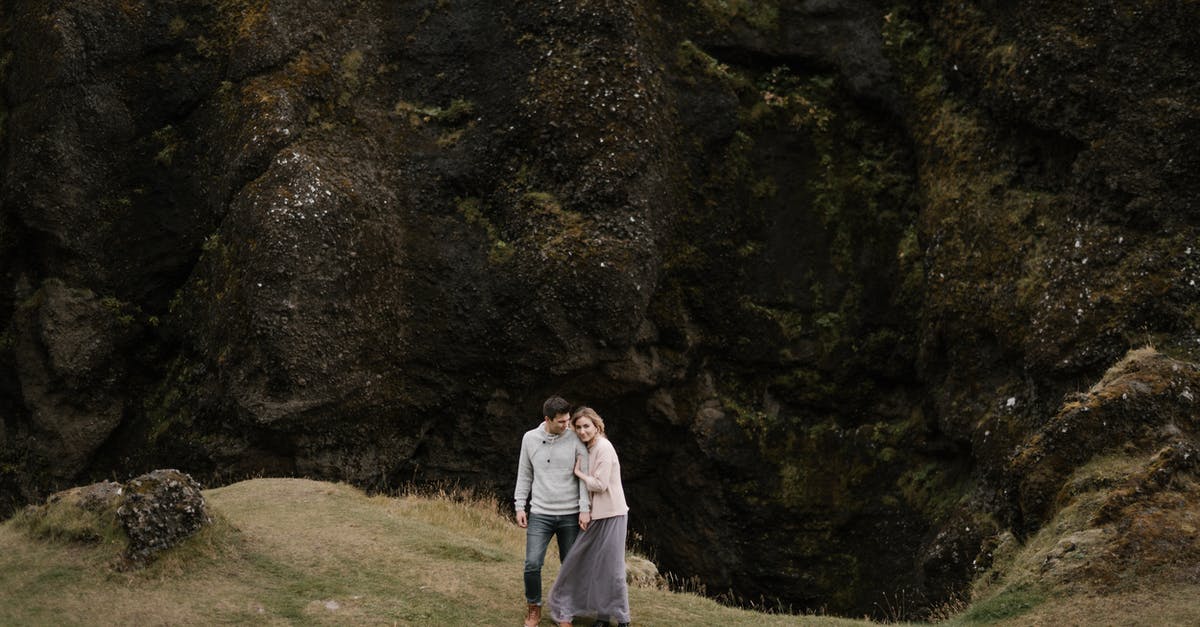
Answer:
[{"xmin": 515, "ymin": 396, "xmax": 591, "ymax": 627}]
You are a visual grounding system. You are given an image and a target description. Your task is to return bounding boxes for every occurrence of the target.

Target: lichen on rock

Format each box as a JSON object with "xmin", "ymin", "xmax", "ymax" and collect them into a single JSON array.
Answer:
[{"xmin": 117, "ymin": 469, "xmax": 211, "ymax": 564}]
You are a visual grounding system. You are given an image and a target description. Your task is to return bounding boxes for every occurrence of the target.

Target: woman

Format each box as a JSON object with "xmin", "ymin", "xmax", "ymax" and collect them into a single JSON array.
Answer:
[{"xmin": 548, "ymin": 406, "xmax": 631, "ymax": 627}]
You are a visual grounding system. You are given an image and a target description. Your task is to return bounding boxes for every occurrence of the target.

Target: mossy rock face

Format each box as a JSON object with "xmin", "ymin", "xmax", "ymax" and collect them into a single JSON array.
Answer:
[
  {"xmin": 6, "ymin": 280, "xmax": 142, "ymax": 484},
  {"xmin": 966, "ymin": 351, "xmax": 1200, "ymax": 611},
  {"xmin": 2, "ymin": 0, "xmax": 1200, "ymax": 619},
  {"xmin": 1008, "ymin": 348, "xmax": 1200, "ymax": 533},
  {"xmin": 888, "ymin": 2, "xmax": 1200, "ymax": 431}
]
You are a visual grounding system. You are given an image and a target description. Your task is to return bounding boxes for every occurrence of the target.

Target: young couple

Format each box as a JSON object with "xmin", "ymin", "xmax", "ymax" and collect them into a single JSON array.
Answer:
[{"xmin": 515, "ymin": 396, "xmax": 630, "ymax": 627}]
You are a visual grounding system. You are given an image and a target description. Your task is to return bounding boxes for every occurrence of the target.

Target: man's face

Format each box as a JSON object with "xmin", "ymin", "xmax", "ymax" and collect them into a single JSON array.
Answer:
[{"xmin": 545, "ymin": 412, "xmax": 570, "ymax": 435}]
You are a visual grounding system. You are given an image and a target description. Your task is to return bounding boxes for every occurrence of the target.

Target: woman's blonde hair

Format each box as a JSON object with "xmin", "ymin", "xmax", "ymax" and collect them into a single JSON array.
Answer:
[{"xmin": 571, "ymin": 406, "xmax": 606, "ymax": 435}]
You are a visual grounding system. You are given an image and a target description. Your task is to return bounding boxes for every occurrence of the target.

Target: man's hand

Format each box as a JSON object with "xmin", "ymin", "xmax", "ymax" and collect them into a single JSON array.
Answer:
[
  {"xmin": 578, "ymin": 511, "xmax": 591, "ymax": 531},
  {"xmin": 516, "ymin": 510, "xmax": 528, "ymax": 528}
]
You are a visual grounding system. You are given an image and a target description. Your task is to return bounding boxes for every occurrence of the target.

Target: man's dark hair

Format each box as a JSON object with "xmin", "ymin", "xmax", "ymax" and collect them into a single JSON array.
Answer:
[{"xmin": 542, "ymin": 396, "xmax": 571, "ymax": 419}]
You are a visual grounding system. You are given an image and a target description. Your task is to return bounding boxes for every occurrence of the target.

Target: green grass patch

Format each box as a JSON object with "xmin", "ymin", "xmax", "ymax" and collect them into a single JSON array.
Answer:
[
  {"xmin": 954, "ymin": 585, "xmax": 1045, "ymax": 624},
  {"xmin": 10, "ymin": 502, "xmax": 125, "ymax": 547}
]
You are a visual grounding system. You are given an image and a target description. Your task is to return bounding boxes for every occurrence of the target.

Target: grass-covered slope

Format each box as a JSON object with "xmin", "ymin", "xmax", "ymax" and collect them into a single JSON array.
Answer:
[
  {"xmin": 6, "ymin": 476, "xmax": 1197, "ymax": 625},
  {"xmin": 0, "ymin": 478, "xmax": 862, "ymax": 626}
]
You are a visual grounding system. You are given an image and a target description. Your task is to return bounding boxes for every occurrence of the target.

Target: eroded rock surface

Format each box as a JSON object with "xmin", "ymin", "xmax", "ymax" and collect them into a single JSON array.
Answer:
[{"xmin": 2, "ymin": 0, "xmax": 1199, "ymax": 617}]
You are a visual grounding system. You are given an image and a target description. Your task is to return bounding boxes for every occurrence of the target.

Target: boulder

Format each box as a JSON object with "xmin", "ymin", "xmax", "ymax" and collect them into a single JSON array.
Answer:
[
  {"xmin": 625, "ymin": 554, "xmax": 664, "ymax": 589},
  {"xmin": 117, "ymin": 469, "xmax": 211, "ymax": 563}
]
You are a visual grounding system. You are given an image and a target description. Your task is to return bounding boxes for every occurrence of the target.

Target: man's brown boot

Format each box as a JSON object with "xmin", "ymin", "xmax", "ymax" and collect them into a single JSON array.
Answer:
[{"xmin": 524, "ymin": 602, "xmax": 541, "ymax": 627}]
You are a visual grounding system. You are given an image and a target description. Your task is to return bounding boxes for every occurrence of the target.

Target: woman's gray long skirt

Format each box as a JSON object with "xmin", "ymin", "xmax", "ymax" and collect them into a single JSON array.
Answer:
[{"xmin": 548, "ymin": 514, "xmax": 630, "ymax": 623}]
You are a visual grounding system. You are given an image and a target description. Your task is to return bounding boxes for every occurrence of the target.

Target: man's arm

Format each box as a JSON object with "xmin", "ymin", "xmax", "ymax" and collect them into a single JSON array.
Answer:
[
  {"xmin": 575, "ymin": 438, "xmax": 591, "ymax": 530},
  {"xmin": 514, "ymin": 435, "xmax": 533, "ymax": 527},
  {"xmin": 575, "ymin": 439, "xmax": 590, "ymax": 513}
]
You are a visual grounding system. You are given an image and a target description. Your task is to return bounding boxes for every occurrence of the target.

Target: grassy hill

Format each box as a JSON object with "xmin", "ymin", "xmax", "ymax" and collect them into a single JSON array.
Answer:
[
  {"xmin": 0, "ymin": 478, "xmax": 864, "ymax": 626},
  {"xmin": 3, "ymin": 477, "xmax": 1197, "ymax": 626}
]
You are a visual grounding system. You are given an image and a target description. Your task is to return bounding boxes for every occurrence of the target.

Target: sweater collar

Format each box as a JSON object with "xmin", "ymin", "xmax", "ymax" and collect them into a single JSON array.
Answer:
[{"xmin": 539, "ymin": 423, "xmax": 572, "ymax": 442}]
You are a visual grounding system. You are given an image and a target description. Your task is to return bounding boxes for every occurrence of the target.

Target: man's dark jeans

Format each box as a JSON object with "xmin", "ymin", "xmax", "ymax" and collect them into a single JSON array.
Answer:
[{"xmin": 523, "ymin": 512, "xmax": 580, "ymax": 605}]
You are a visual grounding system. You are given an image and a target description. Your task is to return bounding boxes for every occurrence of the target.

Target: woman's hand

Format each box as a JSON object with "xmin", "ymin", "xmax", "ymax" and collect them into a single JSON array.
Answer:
[{"xmin": 574, "ymin": 455, "xmax": 586, "ymax": 479}]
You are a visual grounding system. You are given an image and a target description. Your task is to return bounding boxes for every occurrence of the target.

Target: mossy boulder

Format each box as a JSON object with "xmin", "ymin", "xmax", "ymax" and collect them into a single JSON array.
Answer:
[
  {"xmin": 15, "ymin": 469, "xmax": 210, "ymax": 566},
  {"xmin": 118, "ymin": 469, "xmax": 211, "ymax": 564}
]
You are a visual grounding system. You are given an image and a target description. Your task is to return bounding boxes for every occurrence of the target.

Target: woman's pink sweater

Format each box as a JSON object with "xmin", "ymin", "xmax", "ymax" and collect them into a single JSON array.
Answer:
[{"xmin": 580, "ymin": 436, "xmax": 629, "ymax": 519}]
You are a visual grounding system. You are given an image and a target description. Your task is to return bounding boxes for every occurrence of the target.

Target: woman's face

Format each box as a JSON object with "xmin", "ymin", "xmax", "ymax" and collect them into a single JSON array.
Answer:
[{"xmin": 574, "ymin": 416, "xmax": 598, "ymax": 444}]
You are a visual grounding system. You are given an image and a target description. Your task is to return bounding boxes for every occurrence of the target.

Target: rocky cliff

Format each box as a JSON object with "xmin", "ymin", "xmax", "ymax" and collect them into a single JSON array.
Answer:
[{"xmin": 2, "ymin": 0, "xmax": 1198, "ymax": 617}]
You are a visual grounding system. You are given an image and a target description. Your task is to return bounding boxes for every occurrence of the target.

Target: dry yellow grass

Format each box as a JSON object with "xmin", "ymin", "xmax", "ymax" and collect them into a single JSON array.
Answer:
[{"xmin": 982, "ymin": 586, "xmax": 1200, "ymax": 626}]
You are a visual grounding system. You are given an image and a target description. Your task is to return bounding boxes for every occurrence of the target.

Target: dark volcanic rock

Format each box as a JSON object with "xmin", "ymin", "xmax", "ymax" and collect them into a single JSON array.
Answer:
[
  {"xmin": 117, "ymin": 469, "xmax": 210, "ymax": 563},
  {"xmin": 10, "ymin": 280, "xmax": 140, "ymax": 480},
  {"xmin": 2, "ymin": 0, "xmax": 1200, "ymax": 618}
]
